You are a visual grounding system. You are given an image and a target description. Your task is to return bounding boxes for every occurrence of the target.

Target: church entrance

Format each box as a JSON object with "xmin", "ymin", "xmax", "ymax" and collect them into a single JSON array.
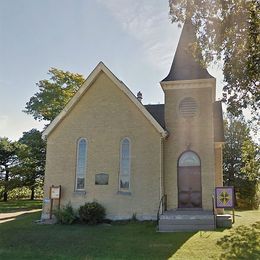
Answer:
[{"xmin": 178, "ymin": 151, "xmax": 202, "ymax": 208}]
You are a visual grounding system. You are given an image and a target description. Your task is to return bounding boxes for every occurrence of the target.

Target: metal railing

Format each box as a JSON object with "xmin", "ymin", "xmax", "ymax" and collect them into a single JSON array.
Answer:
[
  {"xmin": 212, "ymin": 195, "xmax": 216, "ymax": 228},
  {"xmin": 157, "ymin": 194, "xmax": 167, "ymax": 224}
]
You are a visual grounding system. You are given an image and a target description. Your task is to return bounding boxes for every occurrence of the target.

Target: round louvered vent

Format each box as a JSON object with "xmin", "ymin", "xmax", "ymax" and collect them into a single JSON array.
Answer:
[{"xmin": 179, "ymin": 97, "xmax": 197, "ymax": 118}]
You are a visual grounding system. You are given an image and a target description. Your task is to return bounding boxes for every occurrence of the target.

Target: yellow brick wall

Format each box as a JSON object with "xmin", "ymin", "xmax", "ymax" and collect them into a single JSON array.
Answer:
[{"xmin": 42, "ymin": 71, "xmax": 162, "ymax": 220}]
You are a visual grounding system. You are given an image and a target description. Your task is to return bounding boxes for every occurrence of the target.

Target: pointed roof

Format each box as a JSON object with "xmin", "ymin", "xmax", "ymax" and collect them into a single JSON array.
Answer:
[
  {"xmin": 42, "ymin": 62, "xmax": 168, "ymax": 138},
  {"xmin": 162, "ymin": 19, "xmax": 213, "ymax": 81}
]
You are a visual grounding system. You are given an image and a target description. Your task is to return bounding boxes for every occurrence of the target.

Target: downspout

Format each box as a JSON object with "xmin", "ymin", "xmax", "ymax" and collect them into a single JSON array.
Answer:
[
  {"xmin": 159, "ymin": 134, "xmax": 166, "ymax": 213},
  {"xmin": 159, "ymin": 137, "xmax": 163, "ymax": 205}
]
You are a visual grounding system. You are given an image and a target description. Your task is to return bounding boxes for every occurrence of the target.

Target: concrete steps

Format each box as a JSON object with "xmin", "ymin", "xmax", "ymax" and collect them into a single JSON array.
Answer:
[
  {"xmin": 158, "ymin": 210, "xmax": 215, "ymax": 232},
  {"xmin": 216, "ymin": 214, "xmax": 232, "ymax": 228}
]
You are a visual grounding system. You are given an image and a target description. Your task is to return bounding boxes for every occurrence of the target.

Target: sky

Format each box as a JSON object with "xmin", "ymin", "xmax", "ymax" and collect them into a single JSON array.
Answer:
[{"xmin": 0, "ymin": 0, "xmax": 224, "ymax": 141}]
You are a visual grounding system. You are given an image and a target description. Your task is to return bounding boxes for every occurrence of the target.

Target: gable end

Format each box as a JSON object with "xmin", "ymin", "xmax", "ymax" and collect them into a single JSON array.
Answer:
[{"xmin": 42, "ymin": 62, "xmax": 168, "ymax": 139}]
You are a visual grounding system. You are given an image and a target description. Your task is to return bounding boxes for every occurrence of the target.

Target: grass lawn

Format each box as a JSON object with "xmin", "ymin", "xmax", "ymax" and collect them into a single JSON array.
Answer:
[
  {"xmin": 170, "ymin": 210, "xmax": 260, "ymax": 259},
  {"xmin": 0, "ymin": 199, "xmax": 42, "ymax": 213},
  {"xmin": 0, "ymin": 200, "xmax": 259, "ymax": 259}
]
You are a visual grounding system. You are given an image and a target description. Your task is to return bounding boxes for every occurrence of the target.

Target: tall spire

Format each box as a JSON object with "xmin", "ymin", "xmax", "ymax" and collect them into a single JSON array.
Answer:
[{"xmin": 162, "ymin": 19, "xmax": 213, "ymax": 81}]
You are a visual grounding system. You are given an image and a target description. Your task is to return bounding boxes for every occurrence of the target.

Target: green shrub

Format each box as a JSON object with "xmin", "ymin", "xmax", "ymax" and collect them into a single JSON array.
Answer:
[
  {"xmin": 217, "ymin": 221, "xmax": 260, "ymax": 259},
  {"xmin": 54, "ymin": 203, "xmax": 77, "ymax": 224},
  {"xmin": 78, "ymin": 202, "xmax": 105, "ymax": 224}
]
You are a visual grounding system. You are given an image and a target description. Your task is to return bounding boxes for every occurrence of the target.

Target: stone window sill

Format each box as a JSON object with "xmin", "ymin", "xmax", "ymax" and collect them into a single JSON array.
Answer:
[
  {"xmin": 73, "ymin": 191, "xmax": 87, "ymax": 196},
  {"xmin": 117, "ymin": 191, "xmax": 132, "ymax": 196}
]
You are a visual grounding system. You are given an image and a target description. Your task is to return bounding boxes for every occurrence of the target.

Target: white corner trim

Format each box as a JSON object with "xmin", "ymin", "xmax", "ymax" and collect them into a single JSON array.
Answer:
[
  {"xmin": 160, "ymin": 78, "xmax": 216, "ymax": 89},
  {"xmin": 160, "ymin": 78, "xmax": 216, "ymax": 102},
  {"xmin": 42, "ymin": 62, "xmax": 167, "ymax": 139}
]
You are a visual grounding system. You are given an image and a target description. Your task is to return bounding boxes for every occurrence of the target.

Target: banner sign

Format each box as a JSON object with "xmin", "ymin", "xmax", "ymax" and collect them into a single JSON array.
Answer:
[
  {"xmin": 215, "ymin": 187, "xmax": 234, "ymax": 208},
  {"xmin": 50, "ymin": 185, "xmax": 61, "ymax": 199}
]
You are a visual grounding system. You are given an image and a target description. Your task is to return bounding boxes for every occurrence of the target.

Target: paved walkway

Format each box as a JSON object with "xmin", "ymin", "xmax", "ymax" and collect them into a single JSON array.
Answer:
[{"xmin": 0, "ymin": 209, "xmax": 41, "ymax": 224}]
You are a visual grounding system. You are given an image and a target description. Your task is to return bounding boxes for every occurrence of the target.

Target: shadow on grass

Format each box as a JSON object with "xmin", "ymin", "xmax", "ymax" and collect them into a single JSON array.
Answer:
[
  {"xmin": 0, "ymin": 212, "xmax": 195, "ymax": 260},
  {"xmin": 0, "ymin": 209, "xmax": 42, "ymax": 224},
  {"xmin": 0, "ymin": 200, "xmax": 42, "ymax": 213}
]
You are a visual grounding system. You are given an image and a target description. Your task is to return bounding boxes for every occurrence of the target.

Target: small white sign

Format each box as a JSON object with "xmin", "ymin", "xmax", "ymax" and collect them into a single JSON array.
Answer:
[
  {"xmin": 44, "ymin": 198, "xmax": 50, "ymax": 203},
  {"xmin": 50, "ymin": 186, "xmax": 61, "ymax": 199}
]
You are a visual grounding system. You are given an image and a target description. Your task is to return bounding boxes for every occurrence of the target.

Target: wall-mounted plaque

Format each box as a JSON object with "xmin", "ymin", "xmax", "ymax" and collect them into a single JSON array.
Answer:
[
  {"xmin": 95, "ymin": 173, "xmax": 109, "ymax": 185},
  {"xmin": 215, "ymin": 187, "xmax": 234, "ymax": 208}
]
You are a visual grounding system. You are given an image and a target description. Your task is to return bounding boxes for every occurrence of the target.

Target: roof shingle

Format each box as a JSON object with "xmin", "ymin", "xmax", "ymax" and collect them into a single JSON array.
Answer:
[{"xmin": 145, "ymin": 104, "xmax": 165, "ymax": 129}]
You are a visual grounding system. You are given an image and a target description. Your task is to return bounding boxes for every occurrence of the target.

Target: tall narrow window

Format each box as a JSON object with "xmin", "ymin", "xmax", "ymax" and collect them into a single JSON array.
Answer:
[
  {"xmin": 75, "ymin": 138, "xmax": 87, "ymax": 191},
  {"xmin": 119, "ymin": 138, "xmax": 131, "ymax": 192}
]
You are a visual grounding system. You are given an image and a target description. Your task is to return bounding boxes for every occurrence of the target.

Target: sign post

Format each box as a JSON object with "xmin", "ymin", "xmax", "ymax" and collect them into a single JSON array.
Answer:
[
  {"xmin": 215, "ymin": 186, "xmax": 235, "ymax": 223},
  {"xmin": 49, "ymin": 185, "xmax": 61, "ymax": 219}
]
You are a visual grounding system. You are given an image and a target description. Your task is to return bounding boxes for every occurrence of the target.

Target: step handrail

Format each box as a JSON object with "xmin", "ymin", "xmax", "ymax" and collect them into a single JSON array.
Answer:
[
  {"xmin": 212, "ymin": 194, "xmax": 216, "ymax": 228},
  {"xmin": 157, "ymin": 194, "xmax": 167, "ymax": 224}
]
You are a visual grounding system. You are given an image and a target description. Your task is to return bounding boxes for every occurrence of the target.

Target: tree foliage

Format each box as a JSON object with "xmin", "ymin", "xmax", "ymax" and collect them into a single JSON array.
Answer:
[
  {"xmin": 241, "ymin": 139, "xmax": 260, "ymax": 181},
  {"xmin": 0, "ymin": 131, "xmax": 46, "ymax": 201},
  {"xmin": 0, "ymin": 138, "xmax": 20, "ymax": 201},
  {"xmin": 169, "ymin": 0, "xmax": 260, "ymax": 120},
  {"xmin": 239, "ymin": 139, "xmax": 260, "ymax": 208},
  {"xmin": 223, "ymin": 115, "xmax": 259, "ymax": 208},
  {"xmin": 14, "ymin": 129, "xmax": 46, "ymax": 200},
  {"xmin": 24, "ymin": 68, "xmax": 85, "ymax": 122},
  {"xmin": 223, "ymin": 115, "xmax": 250, "ymax": 186}
]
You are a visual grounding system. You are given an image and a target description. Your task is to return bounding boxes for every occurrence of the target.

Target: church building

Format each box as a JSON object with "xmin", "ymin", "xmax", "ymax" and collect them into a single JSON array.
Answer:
[{"xmin": 41, "ymin": 20, "xmax": 224, "ymax": 231}]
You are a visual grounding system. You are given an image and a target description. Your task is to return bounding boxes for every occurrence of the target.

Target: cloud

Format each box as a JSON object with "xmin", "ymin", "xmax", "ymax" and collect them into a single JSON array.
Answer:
[{"xmin": 97, "ymin": 0, "xmax": 180, "ymax": 72}]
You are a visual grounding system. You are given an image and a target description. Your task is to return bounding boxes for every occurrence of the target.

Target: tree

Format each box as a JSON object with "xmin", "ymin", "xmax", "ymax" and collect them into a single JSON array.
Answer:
[
  {"xmin": 24, "ymin": 68, "xmax": 85, "ymax": 122},
  {"xmin": 169, "ymin": 0, "xmax": 260, "ymax": 120},
  {"xmin": 14, "ymin": 129, "xmax": 46, "ymax": 200},
  {"xmin": 223, "ymin": 115, "xmax": 259, "ymax": 208},
  {"xmin": 223, "ymin": 115, "xmax": 250, "ymax": 186},
  {"xmin": 0, "ymin": 138, "xmax": 20, "ymax": 201},
  {"xmin": 239, "ymin": 139, "xmax": 260, "ymax": 208}
]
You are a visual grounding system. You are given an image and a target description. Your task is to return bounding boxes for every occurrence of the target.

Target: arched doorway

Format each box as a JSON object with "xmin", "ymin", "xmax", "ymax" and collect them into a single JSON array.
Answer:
[{"xmin": 178, "ymin": 151, "xmax": 202, "ymax": 208}]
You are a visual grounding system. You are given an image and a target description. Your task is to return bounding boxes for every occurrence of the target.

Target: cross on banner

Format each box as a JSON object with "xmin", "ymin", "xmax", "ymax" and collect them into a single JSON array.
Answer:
[{"xmin": 215, "ymin": 187, "xmax": 234, "ymax": 208}]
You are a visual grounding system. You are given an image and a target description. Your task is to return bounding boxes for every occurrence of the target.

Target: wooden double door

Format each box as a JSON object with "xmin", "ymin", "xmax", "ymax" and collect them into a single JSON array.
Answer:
[{"xmin": 178, "ymin": 165, "xmax": 202, "ymax": 208}]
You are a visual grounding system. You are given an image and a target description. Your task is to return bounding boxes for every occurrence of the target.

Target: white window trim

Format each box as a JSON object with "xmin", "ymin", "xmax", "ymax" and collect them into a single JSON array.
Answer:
[
  {"xmin": 119, "ymin": 137, "xmax": 131, "ymax": 192},
  {"xmin": 75, "ymin": 138, "xmax": 88, "ymax": 191}
]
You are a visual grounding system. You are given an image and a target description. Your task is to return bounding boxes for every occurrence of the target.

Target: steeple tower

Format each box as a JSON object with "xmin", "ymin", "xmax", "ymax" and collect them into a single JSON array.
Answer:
[
  {"xmin": 160, "ymin": 19, "xmax": 218, "ymax": 214},
  {"xmin": 162, "ymin": 19, "xmax": 213, "ymax": 82}
]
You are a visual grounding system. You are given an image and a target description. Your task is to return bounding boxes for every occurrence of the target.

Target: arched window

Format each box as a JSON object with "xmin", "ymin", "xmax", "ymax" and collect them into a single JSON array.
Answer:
[
  {"xmin": 178, "ymin": 151, "xmax": 200, "ymax": 167},
  {"xmin": 119, "ymin": 138, "xmax": 131, "ymax": 192},
  {"xmin": 75, "ymin": 138, "xmax": 87, "ymax": 191}
]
